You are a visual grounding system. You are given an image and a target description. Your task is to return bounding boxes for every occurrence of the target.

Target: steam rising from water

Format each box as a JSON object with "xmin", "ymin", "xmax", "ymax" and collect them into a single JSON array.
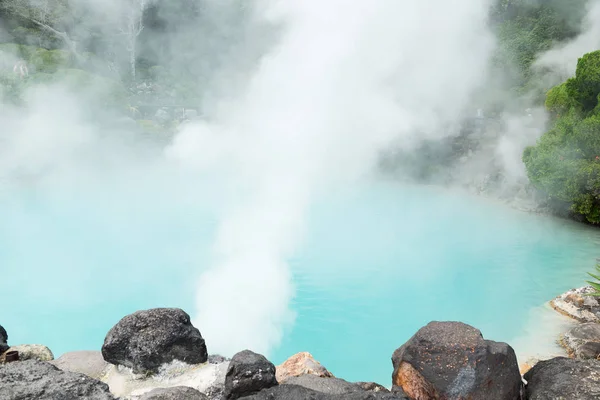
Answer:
[{"xmin": 167, "ymin": 0, "xmax": 495, "ymax": 356}]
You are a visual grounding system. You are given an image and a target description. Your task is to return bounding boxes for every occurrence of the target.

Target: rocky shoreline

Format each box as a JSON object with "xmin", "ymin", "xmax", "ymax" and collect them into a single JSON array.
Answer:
[{"xmin": 2, "ymin": 301, "xmax": 600, "ymax": 400}]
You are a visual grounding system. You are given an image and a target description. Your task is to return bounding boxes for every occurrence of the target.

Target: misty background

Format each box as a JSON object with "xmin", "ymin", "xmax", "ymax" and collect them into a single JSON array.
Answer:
[{"xmin": 1, "ymin": 0, "xmax": 600, "ymax": 357}]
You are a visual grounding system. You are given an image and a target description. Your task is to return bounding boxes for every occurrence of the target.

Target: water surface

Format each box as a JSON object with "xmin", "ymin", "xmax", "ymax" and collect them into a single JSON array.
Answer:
[{"xmin": 1, "ymin": 179, "xmax": 598, "ymax": 385}]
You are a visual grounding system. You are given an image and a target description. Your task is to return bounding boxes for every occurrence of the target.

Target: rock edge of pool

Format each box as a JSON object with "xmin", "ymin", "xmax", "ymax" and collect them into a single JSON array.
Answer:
[{"xmin": 1, "ymin": 289, "xmax": 599, "ymax": 400}]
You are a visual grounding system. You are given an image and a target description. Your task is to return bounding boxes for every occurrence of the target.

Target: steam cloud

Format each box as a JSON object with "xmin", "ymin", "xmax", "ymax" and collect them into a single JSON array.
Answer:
[{"xmin": 167, "ymin": 0, "xmax": 495, "ymax": 356}]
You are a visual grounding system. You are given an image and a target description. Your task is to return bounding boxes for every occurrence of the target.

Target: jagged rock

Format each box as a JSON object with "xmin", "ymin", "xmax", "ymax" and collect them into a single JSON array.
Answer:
[
  {"xmin": 140, "ymin": 386, "xmax": 208, "ymax": 400},
  {"xmin": 243, "ymin": 384, "xmax": 407, "ymax": 399},
  {"xmin": 282, "ymin": 375, "xmax": 360, "ymax": 394},
  {"xmin": 524, "ymin": 357, "xmax": 600, "ymax": 400},
  {"xmin": 102, "ymin": 308, "xmax": 208, "ymax": 374},
  {"xmin": 562, "ymin": 322, "xmax": 600, "ymax": 359},
  {"xmin": 0, "ymin": 325, "xmax": 8, "ymax": 354},
  {"xmin": 276, "ymin": 352, "xmax": 333, "ymax": 382},
  {"xmin": 0, "ymin": 359, "xmax": 115, "ymax": 399},
  {"xmin": 224, "ymin": 350, "xmax": 278, "ymax": 399},
  {"xmin": 550, "ymin": 286, "xmax": 600, "ymax": 323},
  {"xmin": 356, "ymin": 382, "xmax": 390, "ymax": 393},
  {"xmin": 391, "ymin": 321, "xmax": 522, "ymax": 400},
  {"xmin": 50, "ymin": 351, "xmax": 110, "ymax": 380},
  {"xmin": 209, "ymin": 354, "xmax": 230, "ymax": 364},
  {"xmin": 8, "ymin": 344, "xmax": 54, "ymax": 361}
]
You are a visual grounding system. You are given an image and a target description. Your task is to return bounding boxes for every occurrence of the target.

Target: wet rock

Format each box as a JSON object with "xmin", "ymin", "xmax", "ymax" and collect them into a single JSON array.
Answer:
[
  {"xmin": 562, "ymin": 322, "xmax": 600, "ymax": 359},
  {"xmin": 244, "ymin": 384, "xmax": 407, "ymax": 399},
  {"xmin": 102, "ymin": 308, "xmax": 208, "ymax": 374},
  {"xmin": 550, "ymin": 286, "xmax": 600, "ymax": 323},
  {"xmin": 524, "ymin": 357, "xmax": 600, "ymax": 400},
  {"xmin": 282, "ymin": 374, "xmax": 359, "ymax": 394},
  {"xmin": 391, "ymin": 321, "xmax": 522, "ymax": 400},
  {"xmin": 276, "ymin": 351, "xmax": 333, "ymax": 382},
  {"xmin": 140, "ymin": 386, "xmax": 208, "ymax": 400},
  {"xmin": 224, "ymin": 350, "xmax": 278, "ymax": 399},
  {"xmin": 50, "ymin": 350, "xmax": 110, "ymax": 380},
  {"xmin": 0, "ymin": 325, "xmax": 7, "ymax": 354},
  {"xmin": 0, "ymin": 359, "xmax": 115, "ymax": 399},
  {"xmin": 8, "ymin": 344, "xmax": 54, "ymax": 361}
]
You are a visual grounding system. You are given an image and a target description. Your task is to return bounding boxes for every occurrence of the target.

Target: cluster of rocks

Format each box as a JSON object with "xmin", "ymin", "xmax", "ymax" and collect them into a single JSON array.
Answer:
[
  {"xmin": 550, "ymin": 286, "xmax": 600, "ymax": 360},
  {"xmin": 2, "ymin": 308, "xmax": 600, "ymax": 399}
]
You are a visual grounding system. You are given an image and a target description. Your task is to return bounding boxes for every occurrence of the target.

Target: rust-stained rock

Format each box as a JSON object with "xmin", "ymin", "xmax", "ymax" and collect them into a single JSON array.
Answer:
[
  {"xmin": 550, "ymin": 286, "xmax": 600, "ymax": 323},
  {"xmin": 276, "ymin": 352, "xmax": 333, "ymax": 383},
  {"xmin": 391, "ymin": 321, "xmax": 522, "ymax": 400},
  {"xmin": 562, "ymin": 322, "xmax": 600, "ymax": 359}
]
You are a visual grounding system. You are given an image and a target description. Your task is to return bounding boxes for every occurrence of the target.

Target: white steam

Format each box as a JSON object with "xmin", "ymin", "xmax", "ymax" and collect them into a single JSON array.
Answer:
[{"xmin": 167, "ymin": 0, "xmax": 495, "ymax": 356}]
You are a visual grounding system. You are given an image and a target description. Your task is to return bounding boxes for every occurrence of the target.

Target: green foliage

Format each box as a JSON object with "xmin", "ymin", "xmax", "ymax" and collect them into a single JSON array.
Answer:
[
  {"xmin": 0, "ymin": 43, "xmax": 71, "ymax": 72},
  {"xmin": 524, "ymin": 51, "xmax": 600, "ymax": 223},
  {"xmin": 586, "ymin": 264, "xmax": 600, "ymax": 296},
  {"xmin": 566, "ymin": 51, "xmax": 600, "ymax": 112},
  {"xmin": 545, "ymin": 82, "xmax": 573, "ymax": 116}
]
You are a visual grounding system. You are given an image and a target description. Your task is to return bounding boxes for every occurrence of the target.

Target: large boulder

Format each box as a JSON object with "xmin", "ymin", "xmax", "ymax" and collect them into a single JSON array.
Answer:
[
  {"xmin": 8, "ymin": 344, "xmax": 54, "ymax": 361},
  {"xmin": 102, "ymin": 308, "xmax": 208, "ymax": 374},
  {"xmin": 224, "ymin": 350, "xmax": 278, "ymax": 399},
  {"xmin": 0, "ymin": 325, "xmax": 8, "ymax": 354},
  {"xmin": 0, "ymin": 359, "xmax": 115, "ymax": 399},
  {"xmin": 562, "ymin": 322, "xmax": 600, "ymax": 359},
  {"xmin": 276, "ymin": 352, "xmax": 333, "ymax": 382},
  {"xmin": 524, "ymin": 357, "xmax": 600, "ymax": 400},
  {"xmin": 243, "ymin": 384, "xmax": 408, "ymax": 399},
  {"xmin": 392, "ymin": 321, "xmax": 522, "ymax": 400},
  {"xmin": 50, "ymin": 351, "xmax": 110, "ymax": 380},
  {"xmin": 140, "ymin": 386, "xmax": 208, "ymax": 400}
]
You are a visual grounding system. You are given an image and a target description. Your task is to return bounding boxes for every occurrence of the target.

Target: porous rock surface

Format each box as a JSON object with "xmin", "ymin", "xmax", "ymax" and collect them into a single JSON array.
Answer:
[
  {"xmin": 0, "ymin": 359, "xmax": 115, "ymax": 399},
  {"xmin": 139, "ymin": 386, "xmax": 208, "ymax": 400},
  {"xmin": 0, "ymin": 324, "xmax": 8, "ymax": 354},
  {"xmin": 224, "ymin": 350, "xmax": 278, "ymax": 399},
  {"xmin": 102, "ymin": 308, "xmax": 208, "ymax": 374},
  {"xmin": 524, "ymin": 357, "xmax": 600, "ymax": 400},
  {"xmin": 276, "ymin": 351, "xmax": 333, "ymax": 382},
  {"xmin": 243, "ymin": 384, "xmax": 408, "ymax": 399},
  {"xmin": 391, "ymin": 321, "xmax": 522, "ymax": 400},
  {"xmin": 562, "ymin": 322, "xmax": 600, "ymax": 359},
  {"xmin": 8, "ymin": 344, "xmax": 54, "ymax": 361}
]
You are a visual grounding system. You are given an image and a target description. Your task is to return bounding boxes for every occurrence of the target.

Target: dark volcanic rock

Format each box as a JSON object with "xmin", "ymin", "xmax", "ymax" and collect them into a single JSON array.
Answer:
[
  {"xmin": 140, "ymin": 386, "xmax": 208, "ymax": 400},
  {"xmin": 101, "ymin": 308, "xmax": 208, "ymax": 374},
  {"xmin": 282, "ymin": 375, "xmax": 360, "ymax": 394},
  {"xmin": 562, "ymin": 322, "xmax": 600, "ymax": 359},
  {"xmin": 392, "ymin": 321, "xmax": 522, "ymax": 400},
  {"xmin": 244, "ymin": 384, "xmax": 407, "ymax": 399},
  {"xmin": 524, "ymin": 357, "xmax": 600, "ymax": 400},
  {"xmin": 0, "ymin": 359, "xmax": 115, "ymax": 399},
  {"xmin": 0, "ymin": 324, "xmax": 8, "ymax": 354},
  {"xmin": 224, "ymin": 350, "xmax": 278, "ymax": 399}
]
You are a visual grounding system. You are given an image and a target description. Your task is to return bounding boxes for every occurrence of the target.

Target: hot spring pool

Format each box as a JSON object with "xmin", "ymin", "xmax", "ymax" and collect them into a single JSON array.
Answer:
[{"xmin": 1, "ymin": 179, "xmax": 599, "ymax": 385}]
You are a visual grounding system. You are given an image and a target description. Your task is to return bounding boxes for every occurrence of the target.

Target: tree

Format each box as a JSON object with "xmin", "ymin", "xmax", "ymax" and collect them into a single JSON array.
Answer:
[
  {"xmin": 0, "ymin": 0, "xmax": 81, "ymax": 61},
  {"xmin": 117, "ymin": 0, "xmax": 149, "ymax": 82}
]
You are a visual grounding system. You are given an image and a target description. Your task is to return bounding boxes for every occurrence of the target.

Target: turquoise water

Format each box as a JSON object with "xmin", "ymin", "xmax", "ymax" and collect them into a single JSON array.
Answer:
[{"xmin": 1, "ymin": 178, "xmax": 600, "ymax": 385}]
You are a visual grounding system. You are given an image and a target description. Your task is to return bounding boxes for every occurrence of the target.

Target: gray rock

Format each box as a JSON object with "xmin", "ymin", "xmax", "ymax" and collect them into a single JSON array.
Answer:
[
  {"xmin": 154, "ymin": 108, "xmax": 172, "ymax": 125},
  {"xmin": 524, "ymin": 357, "xmax": 600, "ymax": 400},
  {"xmin": 391, "ymin": 321, "xmax": 522, "ymax": 400},
  {"xmin": 282, "ymin": 375, "xmax": 360, "ymax": 394},
  {"xmin": 209, "ymin": 354, "xmax": 230, "ymax": 364},
  {"xmin": 244, "ymin": 384, "xmax": 407, "ymax": 399},
  {"xmin": 102, "ymin": 308, "xmax": 208, "ymax": 374},
  {"xmin": 0, "ymin": 359, "xmax": 115, "ymax": 399},
  {"xmin": 224, "ymin": 350, "xmax": 278, "ymax": 399},
  {"xmin": 356, "ymin": 382, "xmax": 390, "ymax": 393},
  {"xmin": 140, "ymin": 386, "xmax": 208, "ymax": 400},
  {"xmin": 562, "ymin": 322, "xmax": 600, "ymax": 359},
  {"xmin": 9, "ymin": 344, "xmax": 54, "ymax": 361},
  {"xmin": 0, "ymin": 324, "xmax": 7, "ymax": 354},
  {"xmin": 50, "ymin": 351, "xmax": 110, "ymax": 380}
]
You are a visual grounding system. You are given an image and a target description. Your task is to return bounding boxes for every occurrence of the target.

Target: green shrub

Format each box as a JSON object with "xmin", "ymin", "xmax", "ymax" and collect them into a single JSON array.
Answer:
[{"xmin": 566, "ymin": 51, "xmax": 600, "ymax": 112}]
